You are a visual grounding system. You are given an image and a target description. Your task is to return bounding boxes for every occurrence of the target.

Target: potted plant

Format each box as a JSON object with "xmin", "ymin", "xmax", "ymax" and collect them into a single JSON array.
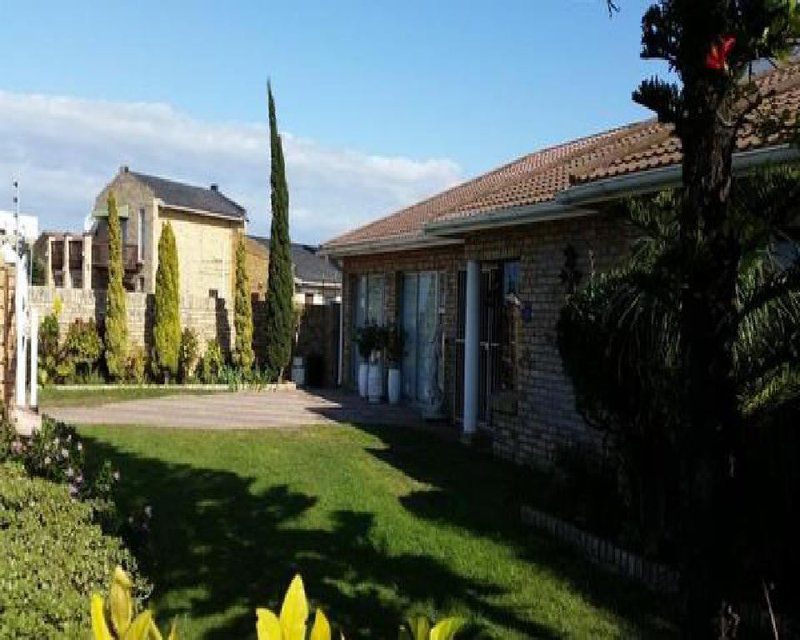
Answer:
[
  {"xmin": 367, "ymin": 325, "xmax": 387, "ymax": 404},
  {"xmin": 353, "ymin": 325, "xmax": 375, "ymax": 398},
  {"xmin": 385, "ymin": 324, "xmax": 405, "ymax": 405}
]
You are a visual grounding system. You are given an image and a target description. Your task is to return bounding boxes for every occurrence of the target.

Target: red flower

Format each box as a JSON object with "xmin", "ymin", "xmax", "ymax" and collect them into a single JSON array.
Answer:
[{"xmin": 706, "ymin": 35, "xmax": 736, "ymax": 71}]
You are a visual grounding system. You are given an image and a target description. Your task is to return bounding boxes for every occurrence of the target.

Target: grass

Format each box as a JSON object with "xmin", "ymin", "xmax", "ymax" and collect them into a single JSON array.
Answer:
[
  {"xmin": 79, "ymin": 423, "xmax": 676, "ymax": 639},
  {"xmin": 39, "ymin": 386, "xmax": 223, "ymax": 408}
]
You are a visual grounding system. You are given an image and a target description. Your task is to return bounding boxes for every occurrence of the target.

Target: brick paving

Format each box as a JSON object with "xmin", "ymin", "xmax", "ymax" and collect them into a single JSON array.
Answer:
[{"xmin": 44, "ymin": 389, "xmax": 425, "ymax": 430}]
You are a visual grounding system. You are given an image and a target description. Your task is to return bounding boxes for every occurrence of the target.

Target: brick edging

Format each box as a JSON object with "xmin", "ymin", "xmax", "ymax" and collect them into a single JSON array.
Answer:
[{"xmin": 520, "ymin": 505, "xmax": 680, "ymax": 593}]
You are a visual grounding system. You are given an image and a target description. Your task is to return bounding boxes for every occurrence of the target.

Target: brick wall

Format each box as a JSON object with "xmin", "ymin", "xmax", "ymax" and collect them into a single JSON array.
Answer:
[
  {"xmin": 340, "ymin": 214, "xmax": 634, "ymax": 466},
  {"xmin": 0, "ymin": 260, "xmax": 16, "ymax": 414},
  {"xmin": 29, "ymin": 286, "xmax": 233, "ymax": 356}
]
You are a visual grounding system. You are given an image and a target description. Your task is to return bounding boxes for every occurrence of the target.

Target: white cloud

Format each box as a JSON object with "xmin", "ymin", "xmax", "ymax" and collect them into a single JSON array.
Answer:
[{"xmin": 0, "ymin": 91, "xmax": 462, "ymax": 244}]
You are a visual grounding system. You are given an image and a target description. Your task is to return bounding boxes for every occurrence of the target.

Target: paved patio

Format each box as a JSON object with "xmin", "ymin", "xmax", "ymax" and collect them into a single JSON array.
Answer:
[{"xmin": 44, "ymin": 388, "xmax": 427, "ymax": 429}]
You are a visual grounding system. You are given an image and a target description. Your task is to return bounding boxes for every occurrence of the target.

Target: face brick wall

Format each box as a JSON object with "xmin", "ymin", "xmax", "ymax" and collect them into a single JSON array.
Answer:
[{"xmin": 341, "ymin": 213, "xmax": 634, "ymax": 466}]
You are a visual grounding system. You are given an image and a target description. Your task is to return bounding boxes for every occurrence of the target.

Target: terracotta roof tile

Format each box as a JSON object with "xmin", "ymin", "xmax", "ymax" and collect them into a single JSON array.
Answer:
[{"xmin": 325, "ymin": 62, "xmax": 800, "ymax": 249}]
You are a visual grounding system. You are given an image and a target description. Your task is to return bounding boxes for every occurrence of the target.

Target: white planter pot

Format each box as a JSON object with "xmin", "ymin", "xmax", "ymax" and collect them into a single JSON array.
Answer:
[
  {"xmin": 358, "ymin": 363, "xmax": 369, "ymax": 398},
  {"xmin": 367, "ymin": 361, "xmax": 384, "ymax": 404},
  {"xmin": 291, "ymin": 357, "xmax": 305, "ymax": 386},
  {"xmin": 387, "ymin": 368, "xmax": 401, "ymax": 405}
]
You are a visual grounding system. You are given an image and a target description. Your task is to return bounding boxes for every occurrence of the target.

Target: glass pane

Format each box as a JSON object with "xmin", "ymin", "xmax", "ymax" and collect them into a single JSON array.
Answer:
[
  {"xmin": 417, "ymin": 273, "xmax": 438, "ymax": 401},
  {"xmin": 402, "ymin": 274, "xmax": 418, "ymax": 399},
  {"xmin": 367, "ymin": 274, "xmax": 384, "ymax": 325}
]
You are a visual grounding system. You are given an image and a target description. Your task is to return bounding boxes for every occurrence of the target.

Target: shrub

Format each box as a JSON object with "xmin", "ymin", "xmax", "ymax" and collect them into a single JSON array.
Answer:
[
  {"xmin": 105, "ymin": 193, "xmax": 129, "ymax": 381},
  {"xmin": 0, "ymin": 462, "xmax": 147, "ymax": 639},
  {"xmin": 38, "ymin": 312, "xmax": 60, "ymax": 385},
  {"xmin": 125, "ymin": 346, "xmax": 148, "ymax": 385},
  {"xmin": 233, "ymin": 235, "xmax": 255, "ymax": 372},
  {"xmin": 178, "ymin": 328, "xmax": 199, "ymax": 383},
  {"xmin": 62, "ymin": 319, "xmax": 103, "ymax": 382},
  {"xmin": 199, "ymin": 339, "xmax": 224, "ymax": 383},
  {"xmin": 152, "ymin": 222, "xmax": 181, "ymax": 381}
]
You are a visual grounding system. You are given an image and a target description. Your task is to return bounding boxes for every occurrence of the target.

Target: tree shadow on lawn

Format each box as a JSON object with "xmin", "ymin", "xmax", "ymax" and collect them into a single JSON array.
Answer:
[
  {"xmin": 82, "ymin": 435, "xmax": 561, "ymax": 640},
  {"xmin": 347, "ymin": 422, "xmax": 678, "ymax": 638}
]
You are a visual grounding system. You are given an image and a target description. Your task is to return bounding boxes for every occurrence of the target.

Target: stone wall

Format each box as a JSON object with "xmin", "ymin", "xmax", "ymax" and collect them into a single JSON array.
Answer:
[
  {"xmin": 29, "ymin": 286, "xmax": 233, "ymax": 355},
  {"xmin": 340, "ymin": 213, "xmax": 635, "ymax": 466},
  {"xmin": 0, "ymin": 260, "xmax": 16, "ymax": 414}
]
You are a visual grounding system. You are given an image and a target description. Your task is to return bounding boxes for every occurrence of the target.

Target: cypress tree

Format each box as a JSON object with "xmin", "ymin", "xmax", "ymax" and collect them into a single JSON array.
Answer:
[
  {"xmin": 233, "ymin": 234, "xmax": 255, "ymax": 371},
  {"xmin": 104, "ymin": 193, "xmax": 128, "ymax": 380},
  {"xmin": 263, "ymin": 82, "xmax": 294, "ymax": 379},
  {"xmin": 152, "ymin": 221, "xmax": 181, "ymax": 381}
]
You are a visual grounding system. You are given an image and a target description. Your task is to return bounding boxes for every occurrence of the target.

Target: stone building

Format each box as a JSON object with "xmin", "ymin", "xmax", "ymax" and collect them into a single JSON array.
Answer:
[
  {"xmin": 38, "ymin": 167, "xmax": 246, "ymax": 301},
  {"xmin": 322, "ymin": 61, "xmax": 800, "ymax": 467}
]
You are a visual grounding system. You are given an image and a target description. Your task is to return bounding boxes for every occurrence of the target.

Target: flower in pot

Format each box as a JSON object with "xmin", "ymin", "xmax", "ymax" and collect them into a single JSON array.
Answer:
[
  {"xmin": 367, "ymin": 325, "xmax": 387, "ymax": 404},
  {"xmin": 385, "ymin": 324, "xmax": 405, "ymax": 405},
  {"xmin": 353, "ymin": 325, "xmax": 375, "ymax": 398}
]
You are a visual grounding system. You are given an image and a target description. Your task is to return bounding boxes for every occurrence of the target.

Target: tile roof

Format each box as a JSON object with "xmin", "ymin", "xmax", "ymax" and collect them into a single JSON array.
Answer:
[
  {"xmin": 248, "ymin": 235, "xmax": 342, "ymax": 284},
  {"xmin": 130, "ymin": 171, "xmax": 247, "ymax": 220},
  {"xmin": 325, "ymin": 61, "xmax": 800, "ymax": 249}
]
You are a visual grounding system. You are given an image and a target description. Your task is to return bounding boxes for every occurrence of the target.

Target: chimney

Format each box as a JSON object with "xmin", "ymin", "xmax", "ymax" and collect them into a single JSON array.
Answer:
[
  {"xmin": 210, "ymin": 183, "xmax": 218, "ymax": 192},
  {"xmin": 120, "ymin": 165, "xmax": 129, "ymax": 174}
]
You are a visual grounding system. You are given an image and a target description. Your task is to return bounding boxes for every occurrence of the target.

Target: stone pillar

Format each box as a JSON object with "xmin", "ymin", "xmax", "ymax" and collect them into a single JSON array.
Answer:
[
  {"xmin": 62, "ymin": 236, "xmax": 72, "ymax": 289},
  {"xmin": 45, "ymin": 237, "xmax": 54, "ymax": 287},
  {"xmin": 29, "ymin": 307, "xmax": 37, "ymax": 409},
  {"xmin": 82, "ymin": 235, "xmax": 92, "ymax": 291},
  {"xmin": 463, "ymin": 259, "xmax": 480, "ymax": 436}
]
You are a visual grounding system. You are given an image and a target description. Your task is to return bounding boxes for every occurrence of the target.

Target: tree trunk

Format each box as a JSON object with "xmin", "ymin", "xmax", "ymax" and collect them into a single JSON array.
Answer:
[{"xmin": 678, "ymin": 79, "xmax": 744, "ymax": 638}]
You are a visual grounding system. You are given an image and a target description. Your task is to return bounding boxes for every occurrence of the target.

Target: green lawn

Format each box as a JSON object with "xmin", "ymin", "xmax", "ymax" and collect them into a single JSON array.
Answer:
[
  {"xmin": 39, "ymin": 386, "xmax": 223, "ymax": 408},
  {"xmin": 79, "ymin": 423, "xmax": 675, "ymax": 639}
]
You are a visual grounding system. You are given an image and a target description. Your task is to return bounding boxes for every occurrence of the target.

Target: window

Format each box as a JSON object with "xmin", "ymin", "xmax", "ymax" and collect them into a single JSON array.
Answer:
[
  {"xmin": 498, "ymin": 261, "xmax": 521, "ymax": 392},
  {"xmin": 305, "ymin": 292, "xmax": 315, "ymax": 305},
  {"xmin": 352, "ymin": 273, "xmax": 385, "ymax": 378},
  {"xmin": 138, "ymin": 208, "xmax": 145, "ymax": 262},
  {"xmin": 120, "ymin": 218, "xmax": 129, "ymax": 245}
]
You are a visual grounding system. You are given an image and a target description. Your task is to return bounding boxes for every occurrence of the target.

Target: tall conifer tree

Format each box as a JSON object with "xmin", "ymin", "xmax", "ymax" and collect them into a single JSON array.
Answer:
[
  {"xmin": 233, "ymin": 234, "xmax": 255, "ymax": 371},
  {"xmin": 104, "ymin": 193, "xmax": 128, "ymax": 380},
  {"xmin": 153, "ymin": 222, "xmax": 181, "ymax": 381},
  {"xmin": 263, "ymin": 82, "xmax": 294, "ymax": 379}
]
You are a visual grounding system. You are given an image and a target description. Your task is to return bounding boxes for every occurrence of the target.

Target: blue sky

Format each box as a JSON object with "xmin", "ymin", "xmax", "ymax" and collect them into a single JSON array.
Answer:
[{"xmin": 1, "ymin": 0, "xmax": 663, "ymax": 243}]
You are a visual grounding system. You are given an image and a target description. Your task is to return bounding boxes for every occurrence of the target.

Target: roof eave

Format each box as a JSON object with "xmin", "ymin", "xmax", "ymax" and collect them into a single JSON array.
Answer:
[
  {"xmin": 320, "ymin": 234, "xmax": 464, "ymax": 258},
  {"xmin": 156, "ymin": 200, "xmax": 247, "ymax": 223}
]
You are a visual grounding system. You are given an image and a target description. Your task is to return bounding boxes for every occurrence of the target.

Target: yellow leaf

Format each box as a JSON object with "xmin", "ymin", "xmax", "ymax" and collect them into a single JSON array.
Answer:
[
  {"xmin": 279, "ymin": 575, "xmax": 308, "ymax": 640},
  {"xmin": 430, "ymin": 617, "xmax": 466, "ymax": 640},
  {"xmin": 310, "ymin": 608, "xmax": 331, "ymax": 640},
  {"xmin": 110, "ymin": 566, "xmax": 134, "ymax": 635},
  {"xmin": 405, "ymin": 617, "xmax": 430, "ymax": 640},
  {"xmin": 91, "ymin": 594, "xmax": 113, "ymax": 640},
  {"xmin": 256, "ymin": 607, "xmax": 282, "ymax": 640}
]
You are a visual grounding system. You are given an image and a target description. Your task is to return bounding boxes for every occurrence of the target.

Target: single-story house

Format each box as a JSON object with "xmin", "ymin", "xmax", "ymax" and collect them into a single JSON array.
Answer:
[
  {"xmin": 39, "ymin": 166, "xmax": 247, "ymax": 302},
  {"xmin": 321, "ymin": 61, "xmax": 800, "ymax": 466},
  {"xmin": 245, "ymin": 236, "xmax": 342, "ymax": 305}
]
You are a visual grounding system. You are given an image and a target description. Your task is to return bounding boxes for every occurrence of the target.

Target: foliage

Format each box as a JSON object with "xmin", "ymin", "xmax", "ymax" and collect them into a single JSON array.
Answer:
[
  {"xmin": 178, "ymin": 328, "xmax": 200, "ymax": 383},
  {"xmin": 263, "ymin": 83, "xmax": 295, "ymax": 379},
  {"xmin": 354, "ymin": 324, "xmax": 385, "ymax": 360},
  {"xmin": 558, "ymin": 170, "xmax": 800, "ymax": 601},
  {"xmin": 125, "ymin": 346, "xmax": 148, "ymax": 385},
  {"xmin": 91, "ymin": 567, "xmax": 174, "ymax": 640},
  {"xmin": 38, "ymin": 311, "xmax": 60, "ymax": 385},
  {"xmin": 199, "ymin": 339, "xmax": 224, "ymax": 383},
  {"xmin": 233, "ymin": 235, "xmax": 255, "ymax": 372},
  {"xmin": 0, "ymin": 462, "xmax": 147, "ymax": 639},
  {"xmin": 385, "ymin": 323, "xmax": 406, "ymax": 367},
  {"xmin": 105, "ymin": 193, "xmax": 129, "ymax": 381},
  {"xmin": 62, "ymin": 318, "xmax": 104, "ymax": 382},
  {"xmin": 153, "ymin": 222, "xmax": 181, "ymax": 381}
]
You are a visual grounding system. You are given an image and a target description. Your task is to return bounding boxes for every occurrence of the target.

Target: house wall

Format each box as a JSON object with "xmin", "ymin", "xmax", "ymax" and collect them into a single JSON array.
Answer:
[
  {"xmin": 244, "ymin": 236, "xmax": 269, "ymax": 299},
  {"xmin": 157, "ymin": 208, "xmax": 241, "ymax": 304},
  {"xmin": 340, "ymin": 213, "xmax": 635, "ymax": 466}
]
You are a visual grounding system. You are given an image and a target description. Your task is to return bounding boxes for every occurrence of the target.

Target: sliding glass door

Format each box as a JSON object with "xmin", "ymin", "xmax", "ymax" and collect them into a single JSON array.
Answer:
[
  {"xmin": 402, "ymin": 272, "xmax": 442, "ymax": 403},
  {"xmin": 352, "ymin": 274, "xmax": 385, "ymax": 381}
]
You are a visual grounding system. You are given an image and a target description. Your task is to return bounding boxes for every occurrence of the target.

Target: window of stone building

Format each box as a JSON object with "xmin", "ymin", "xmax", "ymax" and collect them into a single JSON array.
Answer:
[{"xmin": 138, "ymin": 208, "xmax": 145, "ymax": 262}]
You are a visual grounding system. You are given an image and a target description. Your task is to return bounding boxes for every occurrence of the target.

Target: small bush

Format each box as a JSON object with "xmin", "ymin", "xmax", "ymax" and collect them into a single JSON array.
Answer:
[
  {"xmin": 38, "ymin": 312, "xmax": 60, "ymax": 385},
  {"xmin": 199, "ymin": 339, "xmax": 224, "ymax": 383},
  {"xmin": 62, "ymin": 319, "xmax": 103, "ymax": 382},
  {"xmin": 179, "ymin": 328, "xmax": 200, "ymax": 383},
  {"xmin": 125, "ymin": 346, "xmax": 148, "ymax": 385},
  {"xmin": 0, "ymin": 462, "xmax": 148, "ymax": 639}
]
